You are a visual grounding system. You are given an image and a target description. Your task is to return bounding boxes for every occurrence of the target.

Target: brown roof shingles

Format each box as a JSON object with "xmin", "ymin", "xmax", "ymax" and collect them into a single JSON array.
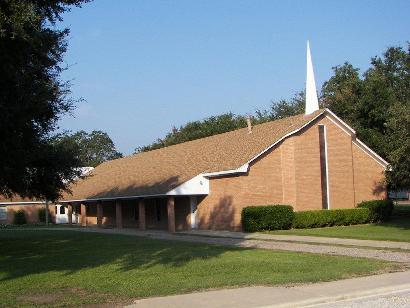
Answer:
[{"xmin": 62, "ymin": 110, "xmax": 325, "ymax": 201}]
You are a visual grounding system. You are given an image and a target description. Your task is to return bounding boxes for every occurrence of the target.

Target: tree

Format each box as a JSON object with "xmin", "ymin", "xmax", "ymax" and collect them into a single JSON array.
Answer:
[
  {"xmin": 135, "ymin": 113, "xmax": 248, "ymax": 153},
  {"xmin": 255, "ymin": 91, "xmax": 306, "ymax": 122},
  {"xmin": 322, "ymin": 44, "xmax": 410, "ymax": 190},
  {"xmin": 0, "ymin": 0, "xmax": 90, "ymax": 201},
  {"xmin": 56, "ymin": 131, "xmax": 123, "ymax": 167}
]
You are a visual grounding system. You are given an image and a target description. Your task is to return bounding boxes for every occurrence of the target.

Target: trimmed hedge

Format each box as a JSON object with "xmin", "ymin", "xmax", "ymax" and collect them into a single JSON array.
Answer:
[
  {"xmin": 38, "ymin": 208, "xmax": 51, "ymax": 223},
  {"xmin": 356, "ymin": 200, "xmax": 394, "ymax": 222},
  {"xmin": 13, "ymin": 210, "xmax": 27, "ymax": 225},
  {"xmin": 292, "ymin": 208, "xmax": 371, "ymax": 229},
  {"xmin": 242, "ymin": 205, "xmax": 294, "ymax": 232}
]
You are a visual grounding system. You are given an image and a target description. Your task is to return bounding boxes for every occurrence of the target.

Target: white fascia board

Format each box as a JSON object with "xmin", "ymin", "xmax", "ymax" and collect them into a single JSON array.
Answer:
[
  {"xmin": 0, "ymin": 201, "xmax": 45, "ymax": 205},
  {"xmin": 352, "ymin": 139, "xmax": 389, "ymax": 168},
  {"xmin": 202, "ymin": 164, "xmax": 249, "ymax": 178},
  {"xmin": 245, "ymin": 110, "xmax": 326, "ymax": 166},
  {"xmin": 323, "ymin": 109, "xmax": 389, "ymax": 168},
  {"xmin": 166, "ymin": 174, "xmax": 209, "ymax": 195}
]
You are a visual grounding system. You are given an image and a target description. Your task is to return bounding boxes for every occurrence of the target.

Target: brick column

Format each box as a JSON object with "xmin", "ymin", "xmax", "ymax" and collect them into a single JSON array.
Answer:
[
  {"xmin": 67, "ymin": 203, "xmax": 73, "ymax": 225},
  {"xmin": 81, "ymin": 203, "xmax": 87, "ymax": 227},
  {"xmin": 167, "ymin": 196, "xmax": 175, "ymax": 233},
  {"xmin": 138, "ymin": 199, "xmax": 146, "ymax": 230},
  {"xmin": 97, "ymin": 201, "xmax": 103, "ymax": 227},
  {"xmin": 116, "ymin": 200, "xmax": 123, "ymax": 229}
]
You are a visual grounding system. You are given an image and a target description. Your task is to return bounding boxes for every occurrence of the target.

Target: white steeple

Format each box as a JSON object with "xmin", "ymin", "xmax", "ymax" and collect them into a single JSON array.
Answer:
[{"xmin": 305, "ymin": 40, "xmax": 319, "ymax": 115}]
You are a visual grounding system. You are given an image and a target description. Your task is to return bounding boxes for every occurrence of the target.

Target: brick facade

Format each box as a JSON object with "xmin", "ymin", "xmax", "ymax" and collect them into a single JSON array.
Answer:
[{"xmin": 197, "ymin": 115, "xmax": 386, "ymax": 230}]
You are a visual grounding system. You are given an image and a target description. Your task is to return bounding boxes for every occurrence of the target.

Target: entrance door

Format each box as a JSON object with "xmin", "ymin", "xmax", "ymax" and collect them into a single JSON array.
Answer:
[{"xmin": 190, "ymin": 196, "xmax": 198, "ymax": 229}]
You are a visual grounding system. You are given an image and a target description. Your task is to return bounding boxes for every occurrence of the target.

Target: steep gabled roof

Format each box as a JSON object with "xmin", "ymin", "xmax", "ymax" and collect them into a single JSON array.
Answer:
[{"xmin": 60, "ymin": 110, "xmax": 325, "ymax": 201}]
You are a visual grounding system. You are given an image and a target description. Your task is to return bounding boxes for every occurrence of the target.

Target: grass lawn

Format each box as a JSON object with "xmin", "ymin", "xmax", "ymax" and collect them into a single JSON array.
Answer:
[
  {"xmin": 268, "ymin": 216, "xmax": 410, "ymax": 242},
  {"xmin": 0, "ymin": 230, "xmax": 399, "ymax": 307}
]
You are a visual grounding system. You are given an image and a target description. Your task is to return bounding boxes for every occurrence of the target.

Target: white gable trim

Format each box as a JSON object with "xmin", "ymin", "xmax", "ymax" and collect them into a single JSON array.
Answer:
[
  {"xmin": 0, "ymin": 201, "xmax": 45, "ymax": 205},
  {"xmin": 322, "ymin": 109, "xmax": 389, "ymax": 168},
  {"xmin": 352, "ymin": 139, "xmax": 389, "ymax": 168},
  {"xmin": 202, "ymin": 164, "xmax": 249, "ymax": 178},
  {"xmin": 245, "ymin": 110, "xmax": 326, "ymax": 166}
]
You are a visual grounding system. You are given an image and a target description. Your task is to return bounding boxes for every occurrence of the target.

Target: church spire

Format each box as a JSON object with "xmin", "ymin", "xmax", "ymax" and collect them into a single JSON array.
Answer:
[{"xmin": 305, "ymin": 40, "xmax": 319, "ymax": 115}]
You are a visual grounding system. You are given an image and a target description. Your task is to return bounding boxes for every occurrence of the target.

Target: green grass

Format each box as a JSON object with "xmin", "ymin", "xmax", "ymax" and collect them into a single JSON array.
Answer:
[
  {"xmin": 0, "ymin": 230, "xmax": 398, "ymax": 307},
  {"xmin": 268, "ymin": 216, "xmax": 410, "ymax": 242}
]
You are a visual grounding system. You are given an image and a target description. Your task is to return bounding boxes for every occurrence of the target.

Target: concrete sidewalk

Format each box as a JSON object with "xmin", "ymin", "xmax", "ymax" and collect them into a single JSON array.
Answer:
[
  {"xmin": 20, "ymin": 227, "xmax": 410, "ymax": 262},
  {"xmin": 127, "ymin": 270, "xmax": 410, "ymax": 308},
  {"xmin": 182, "ymin": 229, "xmax": 410, "ymax": 250}
]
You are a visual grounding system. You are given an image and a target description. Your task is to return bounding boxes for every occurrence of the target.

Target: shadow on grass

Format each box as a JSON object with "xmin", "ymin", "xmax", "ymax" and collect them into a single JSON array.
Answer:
[{"xmin": 0, "ymin": 229, "xmax": 245, "ymax": 282}]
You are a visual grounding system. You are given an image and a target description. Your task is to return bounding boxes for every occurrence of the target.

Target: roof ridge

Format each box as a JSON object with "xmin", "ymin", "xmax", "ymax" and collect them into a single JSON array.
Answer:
[{"xmin": 122, "ymin": 110, "xmax": 325, "ymax": 159}]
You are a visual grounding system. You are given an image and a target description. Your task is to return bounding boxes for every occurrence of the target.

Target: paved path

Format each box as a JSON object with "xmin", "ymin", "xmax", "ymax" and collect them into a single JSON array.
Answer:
[
  {"xmin": 183, "ymin": 229, "xmax": 410, "ymax": 250},
  {"xmin": 27, "ymin": 227, "xmax": 410, "ymax": 263},
  {"xmin": 126, "ymin": 270, "xmax": 410, "ymax": 308},
  {"xmin": 313, "ymin": 289, "xmax": 410, "ymax": 307}
]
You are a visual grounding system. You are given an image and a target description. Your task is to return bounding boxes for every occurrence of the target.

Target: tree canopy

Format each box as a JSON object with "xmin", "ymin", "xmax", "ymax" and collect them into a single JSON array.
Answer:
[
  {"xmin": 56, "ymin": 131, "xmax": 123, "ymax": 167},
  {"xmin": 0, "ymin": 0, "xmax": 90, "ymax": 201},
  {"xmin": 322, "ymin": 44, "xmax": 410, "ymax": 190}
]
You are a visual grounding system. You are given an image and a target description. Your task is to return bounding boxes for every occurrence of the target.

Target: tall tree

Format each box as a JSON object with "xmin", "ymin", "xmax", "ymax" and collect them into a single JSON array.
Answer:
[
  {"xmin": 135, "ymin": 113, "xmax": 248, "ymax": 153},
  {"xmin": 0, "ymin": 0, "xmax": 90, "ymax": 201},
  {"xmin": 255, "ymin": 91, "xmax": 306, "ymax": 122},
  {"xmin": 56, "ymin": 131, "xmax": 123, "ymax": 167},
  {"xmin": 322, "ymin": 44, "xmax": 410, "ymax": 190}
]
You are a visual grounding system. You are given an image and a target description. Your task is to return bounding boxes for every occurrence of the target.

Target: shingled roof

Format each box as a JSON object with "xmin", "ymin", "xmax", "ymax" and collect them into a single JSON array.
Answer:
[{"xmin": 60, "ymin": 109, "xmax": 326, "ymax": 201}]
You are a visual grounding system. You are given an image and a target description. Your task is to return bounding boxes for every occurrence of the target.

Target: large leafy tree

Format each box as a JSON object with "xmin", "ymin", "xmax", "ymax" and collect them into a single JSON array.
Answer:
[
  {"xmin": 255, "ymin": 91, "xmax": 306, "ymax": 122},
  {"xmin": 0, "ymin": 0, "xmax": 89, "ymax": 201},
  {"xmin": 56, "ymin": 131, "xmax": 123, "ymax": 167},
  {"xmin": 322, "ymin": 44, "xmax": 410, "ymax": 190},
  {"xmin": 136, "ymin": 113, "xmax": 248, "ymax": 153}
]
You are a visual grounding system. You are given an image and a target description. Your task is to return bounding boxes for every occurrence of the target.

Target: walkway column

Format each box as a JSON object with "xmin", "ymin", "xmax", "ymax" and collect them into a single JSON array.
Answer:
[
  {"xmin": 138, "ymin": 199, "xmax": 146, "ymax": 230},
  {"xmin": 167, "ymin": 196, "xmax": 175, "ymax": 233},
  {"xmin": 81, "ymin": 203, "xmax": 87, "ymax": 227},
  {"xmin": 97, "ymin": 201, "xmax": 103, "ymax": 227},
  {"xmin": 67, "ymin": 203, "xmax": 73, "ymax": 225},
  {"xmin": 116, "ymin": 200, "xmax": 123, "ymax": 229}
]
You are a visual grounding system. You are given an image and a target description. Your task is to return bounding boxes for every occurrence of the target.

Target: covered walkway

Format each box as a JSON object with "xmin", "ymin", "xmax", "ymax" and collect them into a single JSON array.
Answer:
[{"xmin": 62, "ymin": 195, "xmax": 201, "ymax": 232}]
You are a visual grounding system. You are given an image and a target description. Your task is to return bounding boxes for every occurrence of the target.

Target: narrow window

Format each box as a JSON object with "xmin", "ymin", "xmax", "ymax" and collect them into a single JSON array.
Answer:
[{"xmin": 319, "ymin": 125, "xmax": 330, "ymax": 209}]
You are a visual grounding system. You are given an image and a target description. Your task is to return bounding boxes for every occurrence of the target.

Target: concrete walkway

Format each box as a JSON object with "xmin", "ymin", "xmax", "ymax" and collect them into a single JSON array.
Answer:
[
  {"xmin": 182, "ymin": 229, "xmax": 410, "ymax": 250},
  {"xmin": 32, "ymin": 227, "xmax": 410, "ymax": 263},
  {"xmin": 126, "ymin": 270, "xmax": 410, "ymax": 308}
]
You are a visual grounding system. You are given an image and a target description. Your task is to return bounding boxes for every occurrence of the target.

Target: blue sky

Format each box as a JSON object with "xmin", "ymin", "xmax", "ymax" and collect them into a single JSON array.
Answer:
[{"xmin": 60, "ymin": 0, "xmax": 410, "ymax": 154}]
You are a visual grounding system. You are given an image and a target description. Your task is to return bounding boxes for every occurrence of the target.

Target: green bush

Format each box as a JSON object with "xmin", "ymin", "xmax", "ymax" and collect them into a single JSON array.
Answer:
[
  {"xmin": 292, "ymin": 208, "xmax": 371, "ymax": 229},
  {"xmin": 38, "ymin": 208, "xmax": 51, "ymax": 223},
  {"xmin": 13, "ymin": 210, "xmax": 27, "ymax": 225},
  {"xmin": 356, "ymin": 200, "xmax": 394, "ymax": 222},
  {"xmin": 242, "ymin": 205, "xmax": 294, "ymax": 232}
]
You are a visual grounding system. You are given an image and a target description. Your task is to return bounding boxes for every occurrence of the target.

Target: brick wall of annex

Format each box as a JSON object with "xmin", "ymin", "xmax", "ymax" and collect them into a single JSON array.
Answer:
[
  {"xmin": 197, "ymin": 115, "xmax": 386, "ymax": 231},
  {"xmin": 1, "ymin": 204, "xmax": 56, "ymax": 224},
  {"xmin": 352, "ymin": 143, "xmax": 386, "ymax": 203}
]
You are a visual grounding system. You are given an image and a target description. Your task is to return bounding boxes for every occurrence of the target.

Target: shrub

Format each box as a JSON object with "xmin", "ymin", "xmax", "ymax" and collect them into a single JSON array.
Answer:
[
  {"xmin": 242, "ymin": 205, "xmax": 294, "ymax": 232},
  {"xmin": 292, "ymin": 208, "xmax": 371, "ymax": 229},
  {"xmin": 13, "ymin": 210, "xmax": 27, "ymax": 225},
  {"xmin": 356, "ymin": 200, "xmax": 394, "ymax": 222},
  {"xmin": 38, "ymin": 208, "xmax": 51, "ymax": 223}
]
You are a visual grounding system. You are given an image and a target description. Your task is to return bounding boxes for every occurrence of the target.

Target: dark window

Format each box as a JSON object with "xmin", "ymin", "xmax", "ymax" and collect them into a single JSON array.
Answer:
[
  {"xmin": 156, "ymin": 203, "xmax": 161, "ymax": 222},
  {"xmin": 318, "ymin": 125, "xmax": 329, "ymax": 209},
  {"xmin": 60, "ymin": 206, "xmax": 65, "ymax": 214},
  {"xmin": 134, "ymin": 206, "xmax": 139, "ymax": 220}
]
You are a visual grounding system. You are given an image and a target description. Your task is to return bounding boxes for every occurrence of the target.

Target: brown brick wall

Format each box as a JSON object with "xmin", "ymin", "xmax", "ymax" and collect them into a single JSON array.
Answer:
[
  {"xmin": 197, "ymin": 144, "xmax": 284, "ymax": 230},
  {"xmin": 293, "ymin": 122, "xmax": 323, "ymax": 210},
  {"xmin": 320, "ymin": 117, "xmax": 356, "ymax": 209},
  {"xmin": 1, "ymin": 204, "xmax": 56, "ymax": 224},
  {"xmin": 352, "ymin": 143, "xmax": 386, "ymax": 203},
  {"xmin": 197, "ymin": 115, "xmax": 386, "ymax": 231}
]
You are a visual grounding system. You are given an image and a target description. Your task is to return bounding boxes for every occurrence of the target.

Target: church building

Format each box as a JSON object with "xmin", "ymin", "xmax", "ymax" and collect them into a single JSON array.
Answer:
[{"xmin": 0, "ymin": 43, "xmax": 388, "ymax": 231}]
